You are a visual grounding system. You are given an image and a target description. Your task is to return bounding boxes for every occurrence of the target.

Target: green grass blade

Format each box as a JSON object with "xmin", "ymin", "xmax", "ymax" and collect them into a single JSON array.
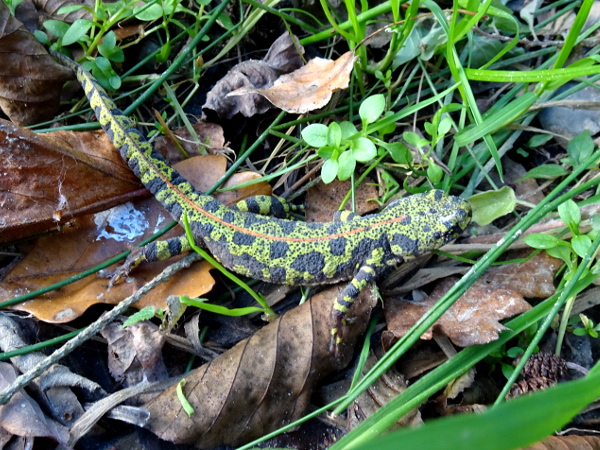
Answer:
[
  {"xmin": 454, "ymin": 92, "xmax": 538, "ymax": 147},
  {"xmin": 466, "ymin": 65, "xmax": 600, "ymax": 82}
]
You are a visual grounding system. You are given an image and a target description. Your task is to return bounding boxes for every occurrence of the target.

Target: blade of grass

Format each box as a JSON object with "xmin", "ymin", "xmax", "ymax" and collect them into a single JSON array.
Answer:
[{"xmin": 466, "ymin": 64, "xmax": 600, "ymax": 83}]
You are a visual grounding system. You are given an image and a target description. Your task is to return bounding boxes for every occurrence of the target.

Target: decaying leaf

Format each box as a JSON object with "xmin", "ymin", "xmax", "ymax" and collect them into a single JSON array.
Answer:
[
  {"xmin": 101, "ymin": 319, "xmax": 168, "ymax": 397},
  {"xmin": 0, "ymin": 119, "xmax": 143, "ymax": 243},
  {"xmin": 384, "ymin": 252, "xmax": 560, "ymax": 347},
  {"xmin": 305, "ymin": 178, "xmax": 379, "ymax": 222},
  {"xmin": 0, "ymin": 313, "xmax": 106, "ymax": 431},
  {"xmin": 0, "ymin": 362, "xmax": 70, "ymax": 444},
  {"xmin": 0, "ymin": 3, "xmax": 73, "ymax": 125},
  {"xmin": 1, "ymin": 156, "xmax": 272, "ymax": 323},
  {"xmin": 229, "ymin": 51, "xmax": 356, "ymax": 114},
  {"xmin": 143, "ymin": 285, "xmax": 377, "ymax": 448},
  {"xmin": 384, "ymin": 276, "xmax": 531, "ymax": 347},
  {"xmin": 34, "ymin": 0, "xmax": 94, "ymax": 23},
  {"xmin": 203, "ymin": 32, "xmax": 304, "ymax": 119},
  {"xmin": 348, "ymin": 350, "xmax": 422, "ymax": 431},
  {"xmin": 479, "ymin": 250, "xmax": 561, "ymax": 298}
]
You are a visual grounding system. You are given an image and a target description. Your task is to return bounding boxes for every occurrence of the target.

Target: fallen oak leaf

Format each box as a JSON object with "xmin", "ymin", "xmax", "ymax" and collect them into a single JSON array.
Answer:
[
  {"xmin": 143, "ymin": 285, "xmax": 377, "ymax": 448},
  {"xmin": 384, "ymin": 276, "xmax": 531, "ymax": 348},
  {"xmin": 383, "ymin": 251, "xmax": 560, "ymax": 348},
  {"xmin": 228, "ymin": 51, "xmax": 356, "ymax": 114}
]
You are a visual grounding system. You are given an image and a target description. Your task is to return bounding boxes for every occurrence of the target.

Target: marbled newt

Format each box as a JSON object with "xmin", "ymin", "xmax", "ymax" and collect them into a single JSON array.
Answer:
[{"xmin": 51, "ymin": 51, "xmax": 472, "ymax": 355}]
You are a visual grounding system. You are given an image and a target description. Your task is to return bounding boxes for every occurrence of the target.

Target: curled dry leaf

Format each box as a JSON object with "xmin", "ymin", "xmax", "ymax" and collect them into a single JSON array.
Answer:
[
  {"xmin": 384, "ymin": 251, "xmax": 560, "ymax": 347},
  {"xmin": 0, "ymin": 362, "xmax": 70, "ymax": 444},
  {"xmin": 229, "ymin": 51, "xmax": 356, "ymax": 114},
  {"xmin": 203, "ymin": 32, "xmax": 304, "ymax": 119},
  {"xmin": 1, "ymin": 156, "xmax": 271, "ymax": 323},
  {"xmin": 0, "ymin": 4, "xmax": 73, "ymax": 125},
  {"xmin": 0, "ymin": 119, "xmax": 143, "ymax": 244},
  {"xmin": 101, "ymin": 320, "xmax": 168, "ymax": 398},
  {"xmin": 143, "ymin": 285, "xmax": 377, "ymax": 448}
]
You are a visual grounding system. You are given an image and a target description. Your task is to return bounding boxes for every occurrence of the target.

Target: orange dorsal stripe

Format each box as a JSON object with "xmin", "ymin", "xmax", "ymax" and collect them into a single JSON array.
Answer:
[{"xmin": 135, "ymin": 141, "xmax": 407, "ymax": 243}]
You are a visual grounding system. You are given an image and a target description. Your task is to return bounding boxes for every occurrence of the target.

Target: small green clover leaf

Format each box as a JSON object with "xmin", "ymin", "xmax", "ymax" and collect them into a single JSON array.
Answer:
[{"xmin": 359, "ymin": 94, "xmax": 385, "ymax": 125}]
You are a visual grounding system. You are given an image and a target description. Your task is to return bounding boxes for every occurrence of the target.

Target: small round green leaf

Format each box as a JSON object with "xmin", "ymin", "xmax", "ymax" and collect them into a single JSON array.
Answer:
[
  {"xmin": 302, "ymin": 124, "xmax": 328, "ymax": 148},
  {"xmin": 567, "ymin": 130, "xmax": 593, "ymax": 166},
  {"xmin": 468, "ymin": 186, "xmax": 516, "ymax": 226},
  {"xmin": 427, "ymin": 163, "xmax": 443, "ymax": 184},
  {"xmin": 321, "ymin": 159, "xmax": 338, "ymax": 184},
  {"xmin": 317, "ymin": 146, "xmax": 335, "ymax": 159},
  {"xmin": 337, "ymin": 151, "xmax": 356, "ymax": 180},
  {"xmin": 381, "ymin": 142, "xmax": 412, "ymax": 165},
  {"xmin": 558, "ymin": 200, "xmax": 580, "ymax": 235},
  {"xmin": 339, "ymin": 121, "xmax": 358, "ymax": 139},
  {"xmin": 43, "ymin": 19, "xmax": 71, "ymax": 39},
  {"xmin": 572, "ymin": 234, "xmax": 592, "ymax": 258},
  {"xmin": 438, "ymin": 116, "xmax": 453, "ymax": 136},
  {"xmin": 327, "ymin": 122, "xmax": 342, "ymax": 148},
  {"xmin": 518, "ymin": 164, "xmax": 568, "ymax": 180},
  {"xmin": 351, "ymin": 137, "xmax": 377, "ymax": 162},
  {"xmin": 359, "ymin": 94, "xmax": 385, "ymax": 124},
  {"xmin": 523, "ymin": 233, "xmax": 564, "ymax": 249},
  {"xmin": 62, "ymin": 19, "xmax": 93, "ymax": 46},
  {"xmin": 134, "ymin": 3, "xmax": 164, "ymax": 21}
]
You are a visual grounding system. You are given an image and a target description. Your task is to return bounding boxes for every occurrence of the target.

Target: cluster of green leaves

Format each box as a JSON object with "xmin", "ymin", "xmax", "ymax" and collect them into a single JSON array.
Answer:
[
  {"xmin": 525, "ymin": 201, "xmax": 600, "ymax": 275},
  {"xmin": 34, "ymin": 0, "xmax": 217, "ymax": 89},
  {"xmin": 302, "ymin": 94, "xmax": 461, "ymax": 187},
  {"xmin": 301, "ymin": 95, "xmax": 382, "ymax": 183},
  {"xmin": 569, "ymin": 313, "xmax": 600, "ymax": 338}
]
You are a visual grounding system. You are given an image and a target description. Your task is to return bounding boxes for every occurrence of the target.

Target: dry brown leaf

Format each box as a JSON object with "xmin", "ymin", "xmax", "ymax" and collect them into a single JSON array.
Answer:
[
  {"xmin": 143, "ymin": 285, "xmax": 377, "ymax": 448},
  {"xmin": 0, "ymin": 362, "xmax": 70, "ymax": 443},
  {"xmin": 383, "ymin": 251, "xmax": 560, "ymax": 347},
  {"xmin": 384, "ymin": 277, "xmax": 531, "ymax": 348},
  {"xmin": 1, "ymin": 156, "xmax": 272, "ymax": 322},
  {"xmin": 348, "ymin": 350, "xmax": 422, "ymax": 431},
  {"xmin": 522, "ymin": 435, "xmax": 600, "ymax": 450},
  {"xmin": 0, "ymin": 119, "xmax": 144, "ymax": 243},
  {"xmin": 480, "ymin": 250, "xmax": 561, "ymax": 298},
  {"xmin": 229, "ymin": 51, "xmax": 356, "ymax": 114},
  {"xmin": 305, "ymin": 178, "xmax": 379, "ymax": 223},
  {"xmin": 203, "ymin": 32, "xmax": 304, "ymax": 119},
  {"xmin": 101, "ymin": 320, "xmax": 168, "ymax": 394},
  {"xmin": 0, "ymin": 4, "xmax": 73, "ymax": 125},
  {"xmin": 33, "ymin": 0, "xmax": 93, "ymax": 22}
]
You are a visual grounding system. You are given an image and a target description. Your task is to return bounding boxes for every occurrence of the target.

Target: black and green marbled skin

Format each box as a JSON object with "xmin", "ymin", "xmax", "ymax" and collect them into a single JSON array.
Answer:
[{"xmin": 52, "ymin": 51, "xmax": 472, "ymax": 354}]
